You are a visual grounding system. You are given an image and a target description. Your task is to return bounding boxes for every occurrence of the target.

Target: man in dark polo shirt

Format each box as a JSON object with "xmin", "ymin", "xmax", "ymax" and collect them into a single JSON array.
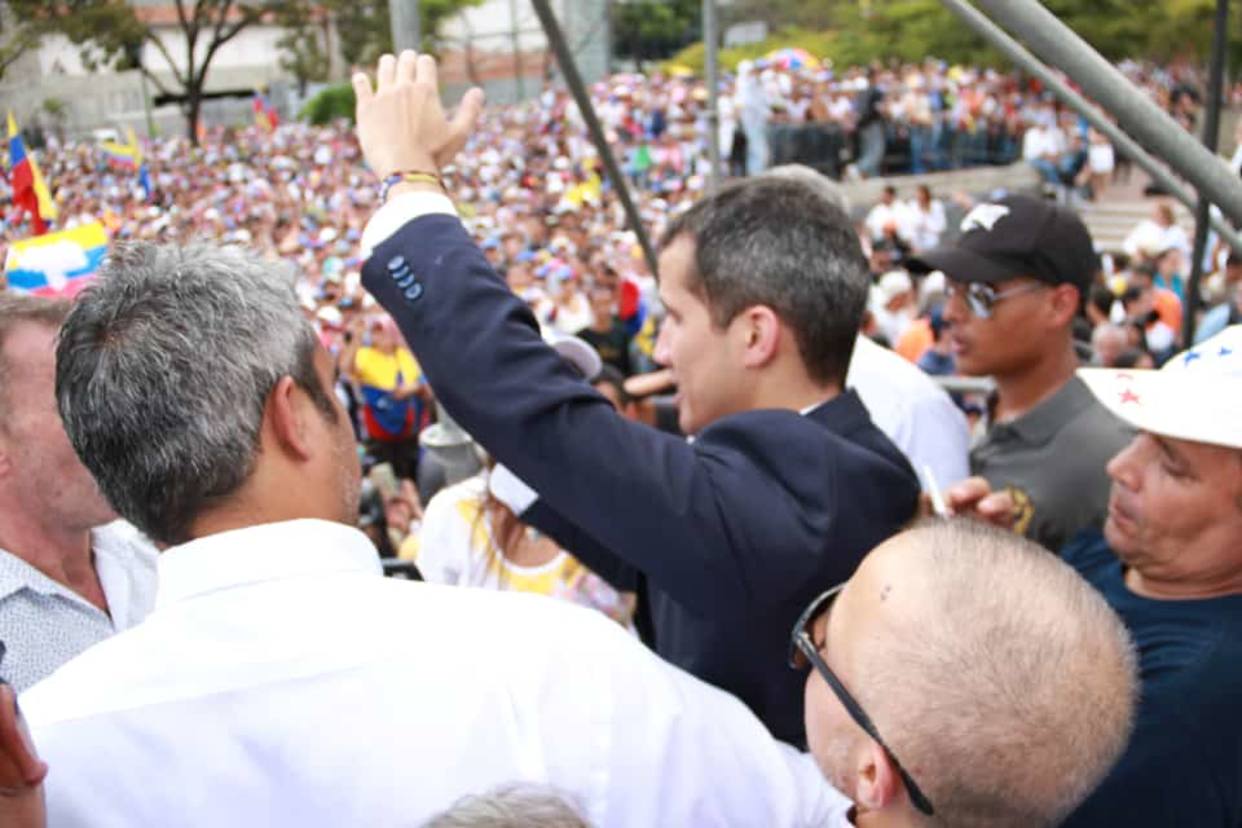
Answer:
[{"xmin": 908, "ymin": 195, "xmax": 1131, "ymax": 551}]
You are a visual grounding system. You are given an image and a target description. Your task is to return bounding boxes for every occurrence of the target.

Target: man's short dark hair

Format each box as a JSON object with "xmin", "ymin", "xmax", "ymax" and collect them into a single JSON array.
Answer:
[
  {"xmin": 660, "ymin": 178, "xmax": 869, "ymax": 385},
  {"xmin": 592, "ymin": 364, "xmax": 630, "ymax": 406}
]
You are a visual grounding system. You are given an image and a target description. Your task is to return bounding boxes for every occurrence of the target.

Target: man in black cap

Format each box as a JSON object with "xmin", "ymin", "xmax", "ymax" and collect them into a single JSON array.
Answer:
[{"xmin": 907, "ymin": 195, "xmax": 1132, "ymax": 551}]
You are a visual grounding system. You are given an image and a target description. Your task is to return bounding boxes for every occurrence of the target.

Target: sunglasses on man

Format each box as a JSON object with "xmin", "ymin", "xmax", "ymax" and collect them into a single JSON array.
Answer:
[
  {"xmin": 788, "ymin": 584, "xmax": 936, "ymax": 817},
  {"xmin": 945, "ymin": 279, "xmax": 1047, "ymax": 320}
]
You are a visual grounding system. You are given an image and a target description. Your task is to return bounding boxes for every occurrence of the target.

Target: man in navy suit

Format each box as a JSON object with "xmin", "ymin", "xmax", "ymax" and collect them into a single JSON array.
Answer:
[{"xmin": 352, "ymin": 52, "xmax": 920, "ymax": 745}]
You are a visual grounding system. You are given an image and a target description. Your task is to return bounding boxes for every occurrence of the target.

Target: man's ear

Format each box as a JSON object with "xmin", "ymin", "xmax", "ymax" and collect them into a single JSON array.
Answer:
[
  {"xmin": 1048, "ymin": 284, "xmax": 1082, "ymax": 328},
  {"xmin": 266, "ymin": 376, "xmax": 315, "ymax": 463},
  {"xmin": 853, "ymin": 740, "xmax": 903, "ymax": 813},
  {"xmin": 736, "ymin": 305, "xmax": 782, "ymax": 370}
]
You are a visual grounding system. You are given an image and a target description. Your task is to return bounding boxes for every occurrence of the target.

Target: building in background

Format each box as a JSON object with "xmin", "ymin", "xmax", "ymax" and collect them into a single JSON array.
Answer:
[{"xmin": 0, "ymin": 0, "xmax": 608, "ymax": 139}]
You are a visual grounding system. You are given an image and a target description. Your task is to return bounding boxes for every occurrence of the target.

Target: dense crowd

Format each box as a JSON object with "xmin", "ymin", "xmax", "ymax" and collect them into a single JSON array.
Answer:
[{"xmin": 0, "ymin": 49, "xmax": 1240, "ymax": 828}]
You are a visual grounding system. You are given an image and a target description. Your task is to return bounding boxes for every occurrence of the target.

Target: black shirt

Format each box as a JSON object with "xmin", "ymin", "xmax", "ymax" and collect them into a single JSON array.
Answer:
[{"xmin": 576, "ymin": 319, "xmax": 632, "ymax": 376}]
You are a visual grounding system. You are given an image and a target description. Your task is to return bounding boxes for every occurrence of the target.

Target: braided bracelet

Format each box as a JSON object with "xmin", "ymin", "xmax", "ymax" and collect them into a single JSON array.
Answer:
[{"xmin": 380, "ymin": 171, "xmax": 446, "ymax": 202}]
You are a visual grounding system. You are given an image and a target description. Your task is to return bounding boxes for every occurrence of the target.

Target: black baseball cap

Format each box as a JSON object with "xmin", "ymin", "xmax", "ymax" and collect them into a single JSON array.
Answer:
[{"xmin": 906, "ymin": 195, "xmax": 1098, "ymax": 295}]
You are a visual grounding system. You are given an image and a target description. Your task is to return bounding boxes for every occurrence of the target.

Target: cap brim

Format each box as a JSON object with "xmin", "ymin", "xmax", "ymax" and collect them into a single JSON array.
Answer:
[
  {"xmin": 904, "ymin": 246, "xmax": 1020, "ymax": 285},
  {"xmin": 549, "ymin": 336, "xmax": 603, "ymax": 381},
  {"xmin": 1077, "ymin": 368, "xmax": 1242, "ymax": 450}
]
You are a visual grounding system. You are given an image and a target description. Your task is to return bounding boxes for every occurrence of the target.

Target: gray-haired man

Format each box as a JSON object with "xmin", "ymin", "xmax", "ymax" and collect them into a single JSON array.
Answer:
[{"xmin": 20, "ymin": 243, "xmax": 847, "ymax": 827}]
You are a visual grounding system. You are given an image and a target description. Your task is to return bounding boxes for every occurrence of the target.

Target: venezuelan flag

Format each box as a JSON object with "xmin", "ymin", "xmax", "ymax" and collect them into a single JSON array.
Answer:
[
  {"xmin": 252, "ymin": 91, "xmax": 279, "ymax": 131},
  {"xmin": 100, "ymin": 139, "xmax": 139, "ymax": 170},
  {"xmin": 6, "ymin": 113, "xmax": 57, "ymax": 235},
  {"xmin": 4, "ymin": 221, "xmax": 108, "ymax": 297}
]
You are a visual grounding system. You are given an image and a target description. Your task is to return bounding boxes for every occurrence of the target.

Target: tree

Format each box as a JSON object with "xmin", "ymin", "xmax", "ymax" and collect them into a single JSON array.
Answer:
[
  {"xmin": 8, "ymin": 0, "xmax": 287, "ymax": 144},
  {"xmin": 275, "ymin": 0, "xmax": 332, "ymax": 95},
  {"xmin": 612, "ymin": 0, "xmax": 700, "ymax": 71}
]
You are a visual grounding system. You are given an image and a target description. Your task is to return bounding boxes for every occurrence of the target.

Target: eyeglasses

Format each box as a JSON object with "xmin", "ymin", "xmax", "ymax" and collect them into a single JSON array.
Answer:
[
  {"xmin": 945, "ymin": 279, "xmax": 1047, "ymax": 319},
  {"xmin": 789, "ymin": 584, "xmax": 936, "ymax": 817}
]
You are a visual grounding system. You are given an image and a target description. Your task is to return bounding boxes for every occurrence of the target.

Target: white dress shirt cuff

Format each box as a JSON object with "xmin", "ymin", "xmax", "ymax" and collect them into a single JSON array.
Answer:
[
  {"xmin": 360, "ymin": 190, "xmax": 458, "ymax": 259},
  {"xmin": 488, "ymin": 463, "xmax": 540, "ymax": 515}
]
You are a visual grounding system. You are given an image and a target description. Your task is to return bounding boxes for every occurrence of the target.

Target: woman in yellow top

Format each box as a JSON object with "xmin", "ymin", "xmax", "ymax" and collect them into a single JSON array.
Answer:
[
  {"xmin": 402, "ymin": 333, "xmax": 633, "ymax": 628},
  {"xmin": 407, "ymin": 470, "xmax": 633, "ymax": 628}
]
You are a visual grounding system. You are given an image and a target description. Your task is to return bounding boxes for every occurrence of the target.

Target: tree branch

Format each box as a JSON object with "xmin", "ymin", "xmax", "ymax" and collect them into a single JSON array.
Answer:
[{"xmin": 146, "ymin": 30, "xmax": 191, "ymax": 89}]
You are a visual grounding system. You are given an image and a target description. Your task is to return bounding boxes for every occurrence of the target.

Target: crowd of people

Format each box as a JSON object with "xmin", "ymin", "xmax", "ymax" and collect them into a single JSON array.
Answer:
[{"xmin": 0, "ymin": 46, "xmax": 1240, "ymax": 828}]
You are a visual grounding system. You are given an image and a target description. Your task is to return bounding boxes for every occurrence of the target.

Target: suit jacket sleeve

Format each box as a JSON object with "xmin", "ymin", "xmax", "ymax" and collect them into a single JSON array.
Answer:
[{"xmin": 363, "ymin": 215, "xmax": 827, "ymax": 616}]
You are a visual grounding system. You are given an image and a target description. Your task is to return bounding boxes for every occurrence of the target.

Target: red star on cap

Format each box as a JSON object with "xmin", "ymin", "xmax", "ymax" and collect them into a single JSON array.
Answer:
[{"xmin": 1119, "ymin": 389, "xmax": 1141, "ymax": 405}]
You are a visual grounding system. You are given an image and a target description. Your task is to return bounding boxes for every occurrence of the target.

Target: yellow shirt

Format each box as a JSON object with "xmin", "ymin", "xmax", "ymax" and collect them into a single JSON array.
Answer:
[{"xmin": 354, "ymin": 346, "xmax": 421, "ymax": 392}]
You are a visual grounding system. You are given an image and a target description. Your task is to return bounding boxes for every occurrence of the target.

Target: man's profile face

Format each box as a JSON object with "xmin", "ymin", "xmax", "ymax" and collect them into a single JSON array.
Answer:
[
  {"xmin": 310, "ymin": 345, "xmax": 362, "ymax": 527},
  {"xmin": 942, "ymin": 276, "xmax": 1051, "ymax": 378},
  {"xmin": 652, "ymin": 235, "xmax": 745, "ymax": 435},
  {"xmin": 1104, "ymin": 432, "xmax": 1242, "ymax": 581},
  {"xmin": 0, "ymin": 322, "xmax": 115, "ymax": 531}
]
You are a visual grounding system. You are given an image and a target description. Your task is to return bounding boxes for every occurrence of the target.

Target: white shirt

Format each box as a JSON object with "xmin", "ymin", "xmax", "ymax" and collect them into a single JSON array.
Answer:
[
  {"xmin": 846, "ymin": 336, "xmax": 971, "ymax": 489},
  {"xmin": 0, "ymin": 520, "xmax": 156, "ymax": 692},
  {"xmin": 906, "ymin": 198, "xmax": 947, "ymax": 252},
  {"xmin": 863, "ymin": 200, "xmax": 915, "ymax": 243},
  {"xmin": 23, "ymin": 519, "xmax": 849, "ymax": 828}
]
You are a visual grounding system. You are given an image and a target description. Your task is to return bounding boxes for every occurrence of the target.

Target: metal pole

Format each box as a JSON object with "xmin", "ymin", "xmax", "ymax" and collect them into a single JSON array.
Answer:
[
  {"xmin": 703, "ymin": 0, "xmax": 722, "ymax": 193},
  {"xmin": 938, "ymin": 0, "xmax": 1242, "ymax": 255},
  {"xmin": 530, "ymin": 0, "xmax": 660, "ymax": 277},
  {"xmin": 1185, "ymin": 0, "xmax": 1229, "ymax": 346},
  {"xmin": 969, "ymin": 0, "xmax": 1242, "ymax": 227},
  {"xmin": 138, "ymin": 68, "xmax": 156, "ymax": 137},
  {"xmin": 509, "ymin": 0, "xmax": 525, "ymax": 100},
  {"xmin": 390, "ymin": 0, "xmax": 421, "ymax": 53}
]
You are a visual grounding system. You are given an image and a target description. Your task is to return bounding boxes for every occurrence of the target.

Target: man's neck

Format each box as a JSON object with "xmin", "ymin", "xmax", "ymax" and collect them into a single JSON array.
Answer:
[
  {"xmin": 753, "ymin": 375, "xmax": 841, "ymax": 416},
  {"xmin": 0, "ymin": 511, "xmax": 105, "ymax": 612},
  {"xmin": 854, "ymin": 805, "xmax": 913, "ymax": 827},
  {"xmin": 591, "ymin": 316, "xmax": 612, "ymax": 333},
  {"xmin": 992, "ymin": 340, "xmax": 1078, "ymax": 423},
  {"xmin": 1126, "ymin": 565, "xmax": 1242, "ymax": 601}
]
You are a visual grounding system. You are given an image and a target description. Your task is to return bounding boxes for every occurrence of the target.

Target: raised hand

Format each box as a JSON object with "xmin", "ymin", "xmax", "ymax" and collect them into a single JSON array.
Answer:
[{"xmin": 352, "ymin": 51, "xmax": 485, "ymax": 181}]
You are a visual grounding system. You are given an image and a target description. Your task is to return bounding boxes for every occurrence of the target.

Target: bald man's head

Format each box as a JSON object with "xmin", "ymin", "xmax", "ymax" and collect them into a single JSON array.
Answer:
[{"xmin": 804, "ymin": 520, "xmax": 1137, "ymax": 827}]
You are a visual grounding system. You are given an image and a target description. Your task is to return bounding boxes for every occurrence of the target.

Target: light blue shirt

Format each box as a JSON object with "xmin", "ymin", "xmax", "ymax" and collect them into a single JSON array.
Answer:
[{"xmin": 0, "ymin": 520, "xmax": 157, "ymax": 691}]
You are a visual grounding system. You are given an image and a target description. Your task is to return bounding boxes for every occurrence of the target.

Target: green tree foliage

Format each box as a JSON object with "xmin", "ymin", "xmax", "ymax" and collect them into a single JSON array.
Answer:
[
  {"xmin": 612, "ymin": 0, "xmax": 701, "ymax": 70},
  {"xmin": 299, "ymin": 80, "xmax": 355, "ymax": 124},
  {"xmin": 275, "ymin": 0, "xmax": 332, "ymax": 95},
  {"xmin": 668, "ymin": 0, "xmax": 1239, "ymax": 75}
]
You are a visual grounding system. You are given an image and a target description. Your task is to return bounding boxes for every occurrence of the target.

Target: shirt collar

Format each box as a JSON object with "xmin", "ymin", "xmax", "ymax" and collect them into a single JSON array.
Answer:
[
  {"xmin": 0, "ymin": 548, "xmax": 73, "ymax": 602},
  {"xmin": 156, "ymin": 519, "xmax": 382, "ymax": 610},
  {"xmin": 996, "ymin": 375, "xmax": 1095, "ymax": 445},
  {"xmin": 803, "ymin": 389, "xmax": 872, "ymax": 436}
]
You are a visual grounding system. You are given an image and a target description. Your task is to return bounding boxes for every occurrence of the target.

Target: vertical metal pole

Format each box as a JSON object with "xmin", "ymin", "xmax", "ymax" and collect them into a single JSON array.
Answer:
[
  {"xmin": 139, "ymin": 67, "xmax": 156, "ymax": 137},
  {"xmin": 530, "ymin": 0, "xmax": 660, "ymax": 277},
  {"xmin": 703, "ymin": 0, "xmax": 722, "ymax": 192},
  {"xmin": 390, "ymin": 0, "xmax": 421, "ymax": 52},
  {"xmin": 1185, "ymin": 0, "xmax": 1229, "ymax": 346},
  {"xmin": 509, "ymin": 0, "xmax": 525, "ymax": 99}
]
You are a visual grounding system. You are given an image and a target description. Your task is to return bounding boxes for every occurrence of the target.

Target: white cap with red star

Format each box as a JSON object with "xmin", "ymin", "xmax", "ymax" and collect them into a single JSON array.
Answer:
[{"xmin": 1078, "ymin": 325, "xmax": 1242, "ymax": 449}]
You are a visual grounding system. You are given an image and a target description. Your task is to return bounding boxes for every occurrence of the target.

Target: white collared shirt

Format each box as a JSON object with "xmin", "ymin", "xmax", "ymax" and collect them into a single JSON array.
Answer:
[
  {"xmin": 22, "ymin": 519, "xmax": 849, "ymax": 827},
  {"xmin": 846, "ymin": 336, "xmax": 971, "ymax": 488},
  {"xmin": 0, "ymin": 520, "xmax": 156, "ymax": 691}
]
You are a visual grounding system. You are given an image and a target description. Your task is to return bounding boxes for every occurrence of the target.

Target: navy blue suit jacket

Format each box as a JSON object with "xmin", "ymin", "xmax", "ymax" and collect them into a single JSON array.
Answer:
[{"xmin": 364, "ymin": 214, "xmax": 920, "ymax": 744}]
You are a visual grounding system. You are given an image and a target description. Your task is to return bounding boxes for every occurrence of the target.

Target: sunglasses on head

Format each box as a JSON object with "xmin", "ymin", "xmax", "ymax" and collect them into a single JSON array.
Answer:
[
  {"xmin": 789, "ymin": 584, "xmax": 935, "ymax": 817},
  {"xmin": 945, "ymin": 279, "xmax": 1047, "ymax": 319}
]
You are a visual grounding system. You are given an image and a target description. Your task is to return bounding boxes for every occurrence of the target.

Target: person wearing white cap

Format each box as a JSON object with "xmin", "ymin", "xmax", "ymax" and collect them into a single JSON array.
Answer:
[{"xmin": 949, "ymin": 325, "xmax": 1242, "ymax": 827}]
